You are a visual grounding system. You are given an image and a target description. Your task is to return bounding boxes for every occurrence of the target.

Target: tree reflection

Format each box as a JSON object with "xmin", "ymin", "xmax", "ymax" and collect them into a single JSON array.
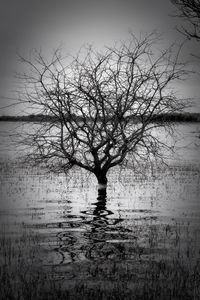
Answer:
[
  {"xmin": 82, "ymin": 189, "xmax": 125, "ymax": 260},
  {"xmin": 93, "ymin": 188, "xmax": 109, "ymax": 217},
  {"xmin": 55, "ymin": 189, "xmax": 124, "ymax": 264},
  {"xmin": 90, "ymin": 188, "xmax": 117, "ymax": 231}
]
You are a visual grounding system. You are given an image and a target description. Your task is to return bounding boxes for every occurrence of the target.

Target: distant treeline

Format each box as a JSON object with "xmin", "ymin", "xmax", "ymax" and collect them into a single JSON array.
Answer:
[
  {"xmin": 150, "ymin": 113, "xmax": 200, "ymax": 123},
  {"xmin": 0, "ymin": 114, "xmax": 54, "ymax": 122},
  {"xmin": 0, "ymin": 112, "xmax": 200, "ymax": 123}
]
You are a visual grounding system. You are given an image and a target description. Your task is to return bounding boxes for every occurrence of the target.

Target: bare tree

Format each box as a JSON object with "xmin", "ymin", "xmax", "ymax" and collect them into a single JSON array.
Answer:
[
  {"xmin": 17, "ymin": 33, "xmax": 186, "ymax": 194},
  {"xmin": 171, "ymin": 0, "xmax": 200, "ymax": 41}
]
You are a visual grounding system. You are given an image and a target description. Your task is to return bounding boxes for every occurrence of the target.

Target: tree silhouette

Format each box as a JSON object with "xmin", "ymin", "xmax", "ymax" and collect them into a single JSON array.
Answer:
[
  {"xmin": 17, "ymin": 33, "xmax": 186, "ymax": 194},
  {"xmin": 171, "ymin": 0, "xmax": 200, "ymax": 41}
]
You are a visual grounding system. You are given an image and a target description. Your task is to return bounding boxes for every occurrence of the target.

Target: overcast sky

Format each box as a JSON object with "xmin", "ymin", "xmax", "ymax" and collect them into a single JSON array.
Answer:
[{"xmin": 0, "ymin": 0, "xmax": 200, "ymax": 114}]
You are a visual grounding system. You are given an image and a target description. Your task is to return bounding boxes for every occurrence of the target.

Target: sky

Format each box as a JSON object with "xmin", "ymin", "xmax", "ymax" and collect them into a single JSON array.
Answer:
[{"xmin": 0, "ymin": 0, "xmax": 200, "ymax": 115}]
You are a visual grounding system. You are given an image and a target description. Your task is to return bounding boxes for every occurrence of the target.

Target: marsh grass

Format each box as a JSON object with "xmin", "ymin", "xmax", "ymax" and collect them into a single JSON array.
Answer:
[
  {"xmin": 0, "ymin": 158, "xmax": 200, "ymax": 299},
  {"xmin": 0, "ymin": 221, "xmax": 200, "ymax": 300}
]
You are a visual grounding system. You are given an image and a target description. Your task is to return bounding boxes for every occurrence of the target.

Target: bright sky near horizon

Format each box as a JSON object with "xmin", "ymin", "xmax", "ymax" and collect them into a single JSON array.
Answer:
[{"xmin": 0, "ymin": 0, "xmax": 200, "ymax": 114}]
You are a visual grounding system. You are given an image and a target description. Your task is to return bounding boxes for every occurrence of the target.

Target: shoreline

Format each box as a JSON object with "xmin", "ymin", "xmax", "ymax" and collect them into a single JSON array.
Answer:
[{"xmin": 0, "ymin": 113, "xmax": 200, "ymax": 123}]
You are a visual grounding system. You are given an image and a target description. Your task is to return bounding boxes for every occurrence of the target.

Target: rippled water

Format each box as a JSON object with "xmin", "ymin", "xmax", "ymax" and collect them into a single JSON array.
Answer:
[{"xmin": 0, "ymin": 122, "xmax": 200, "ymax": 296}]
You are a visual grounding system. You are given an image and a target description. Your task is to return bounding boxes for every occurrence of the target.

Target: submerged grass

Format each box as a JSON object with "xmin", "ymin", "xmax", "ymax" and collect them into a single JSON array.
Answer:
[
  {"xmin": 0, "ymin": 159, "xmax": 200, "ymax": 299},
  {"xmin": 0, "ymin": 222, "xmax": 200, "ymax": 300}
]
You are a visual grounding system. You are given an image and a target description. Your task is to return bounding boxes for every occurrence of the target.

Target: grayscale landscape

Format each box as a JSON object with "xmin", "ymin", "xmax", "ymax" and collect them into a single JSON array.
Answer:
[{"xmin": 0, "ymin": 1, "xmax": 200, "ymax": 299}]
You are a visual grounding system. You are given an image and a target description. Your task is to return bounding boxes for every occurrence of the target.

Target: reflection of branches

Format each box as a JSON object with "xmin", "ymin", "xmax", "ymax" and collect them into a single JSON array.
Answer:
[
  {"xmin": 91, "ymin": 190, "xmax": 113, "ymax": 230},
  {"xmin": 83, "ymin": 193, "xmax": 125, "ymax": 261},
  {"xmin": 54, "ymin": 192, "xmax": 118, "ymax": 264}
]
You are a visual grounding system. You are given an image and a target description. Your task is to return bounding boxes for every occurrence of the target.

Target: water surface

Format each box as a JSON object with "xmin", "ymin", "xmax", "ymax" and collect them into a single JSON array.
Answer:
[{"xmin": 0, "ymin": 121, "xmax": 200, "ymax": 294}]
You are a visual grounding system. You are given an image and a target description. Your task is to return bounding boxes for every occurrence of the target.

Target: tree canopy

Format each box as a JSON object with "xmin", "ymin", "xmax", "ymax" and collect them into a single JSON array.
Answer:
[
  {"xmin": 17, "ymin": 33, "xmax": 186, "ymax": 189},
  {"xmin": 172, "ymin": 0, "xmax": 200, "ymax": 40}
]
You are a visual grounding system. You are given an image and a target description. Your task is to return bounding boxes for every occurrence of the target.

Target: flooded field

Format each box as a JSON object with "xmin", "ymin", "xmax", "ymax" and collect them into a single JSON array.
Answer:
[{"xmin": 0, "ymin": 122, "xmax": 200, "ymax": 299}]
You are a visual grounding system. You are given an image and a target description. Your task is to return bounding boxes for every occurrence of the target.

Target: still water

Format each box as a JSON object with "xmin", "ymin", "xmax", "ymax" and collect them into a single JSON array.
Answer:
[{"xmin": 0, "ymin": 121, "xmax": 200, "ymax": 295}]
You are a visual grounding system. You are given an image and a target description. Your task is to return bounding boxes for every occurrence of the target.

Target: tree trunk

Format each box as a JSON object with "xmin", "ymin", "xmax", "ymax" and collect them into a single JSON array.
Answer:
[
  {"xmin": 95, "ymin": 172, "xmax": 108, "ymax": 195},
  {"xmin": 97, "ymin": 174, "xmax": 107, "ymax": 204},
  {"xmin": 97, "ymin": 174, "xmax": 107, "ymax": 187},
  {"xmin": 94, "ymin": 172, "xmax": 107, "ymax": 215}
]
